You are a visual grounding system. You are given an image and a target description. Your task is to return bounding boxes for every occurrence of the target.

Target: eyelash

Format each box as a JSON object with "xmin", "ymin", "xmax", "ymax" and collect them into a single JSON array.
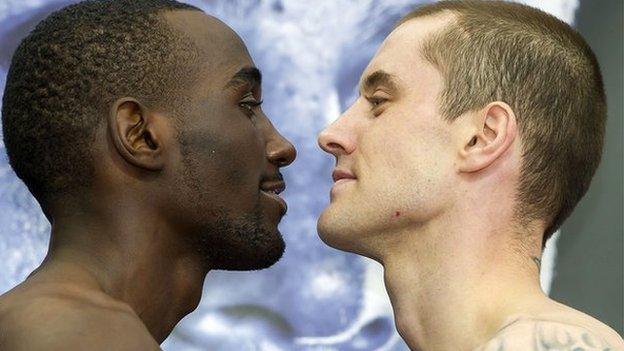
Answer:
[
  {"xmin": 368, "ymin": 96, "xmax": 386, "ymax": 107},
  {"xmin": 365, "ymin": 96, "xmax": 388, "ymax": 114},
  {"xmin": 239, "ymin": 95, "xmax": 263, "ymax": 116}
]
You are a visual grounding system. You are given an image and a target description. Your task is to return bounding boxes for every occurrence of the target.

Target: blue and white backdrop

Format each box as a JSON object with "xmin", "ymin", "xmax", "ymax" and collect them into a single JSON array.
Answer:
[{"xmin": 0, "ymin": 1, "xmax": 578, "ymax": 350}]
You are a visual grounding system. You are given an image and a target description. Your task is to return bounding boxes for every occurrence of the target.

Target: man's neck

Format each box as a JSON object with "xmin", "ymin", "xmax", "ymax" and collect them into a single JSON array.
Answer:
[
  {"xmin": 30, "ymin": 210, "xmax": 209, "ymax": 343},
  {"xmin": 379, "ymin": 213, "xmax": 548, "ymax": 351}
]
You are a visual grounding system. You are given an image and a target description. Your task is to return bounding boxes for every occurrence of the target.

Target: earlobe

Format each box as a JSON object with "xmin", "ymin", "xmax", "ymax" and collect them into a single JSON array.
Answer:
[
  {"xmin": 108, "ymin": 98, "xmax": 165, "ymax": 172},
  {"xmin": 458, "ymin": 102, "xmax": 517, "ymax": 173}
]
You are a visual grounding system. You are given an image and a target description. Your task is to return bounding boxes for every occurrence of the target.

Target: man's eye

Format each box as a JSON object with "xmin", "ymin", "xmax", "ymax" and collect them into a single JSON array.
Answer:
[
  {"xmin": 239, "ymin": 95, "xmax": 263, "ymax": 115},
  {"xmin": 369, "ymin": 97, "xmax": 386, "ymax": 107},
  {"xmin": 366, "ymin": 95, "xmax": 389, "ymax": 112}
]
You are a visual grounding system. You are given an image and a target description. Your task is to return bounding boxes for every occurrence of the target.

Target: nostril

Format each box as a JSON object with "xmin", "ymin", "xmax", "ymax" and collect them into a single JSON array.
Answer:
[
  {"xmin": 268, "ymin": 144, "xmax": 296, "ymax": 167},
  {"xmin": 318, "ymin": 135, "xmax": 333, "ymax": 152},
  {"xmin": 275, "ymin": 155, "xmax": 290, "ymax": 167},
  {"xmin": 320, "ymin": 141, "xmax": 346, "ymax": 156},
  {"xmin": 326, "ymin": 142, "xmax": 342, "ymax": 151}
]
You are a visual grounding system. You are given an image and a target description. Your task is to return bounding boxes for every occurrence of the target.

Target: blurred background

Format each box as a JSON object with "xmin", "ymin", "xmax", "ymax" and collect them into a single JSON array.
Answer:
[{"xmin": 0, "ymin": 0, "xmax": 621, "ymax": 350}]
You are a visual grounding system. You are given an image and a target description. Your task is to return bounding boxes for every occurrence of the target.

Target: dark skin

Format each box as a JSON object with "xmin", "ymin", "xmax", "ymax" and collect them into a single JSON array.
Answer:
[{"xmin": 0, "ymin": 10, "xmax": 295, "ymax": 350}]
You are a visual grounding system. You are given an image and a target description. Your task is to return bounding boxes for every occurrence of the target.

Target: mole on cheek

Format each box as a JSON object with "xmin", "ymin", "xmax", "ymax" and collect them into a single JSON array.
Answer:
[{"xmin": 393, "ymin": 211, "xmax": 401, "ymax": 218}]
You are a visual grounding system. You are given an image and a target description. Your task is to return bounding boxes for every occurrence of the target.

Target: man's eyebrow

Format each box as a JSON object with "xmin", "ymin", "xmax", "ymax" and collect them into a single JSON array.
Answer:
[
  {"xmin": 360, "ymin": 70, "xmax": 399, "ymax": 94},
  {"xmin": 224, "ymin": 66, "xmax": 262, "ymax": 90}
]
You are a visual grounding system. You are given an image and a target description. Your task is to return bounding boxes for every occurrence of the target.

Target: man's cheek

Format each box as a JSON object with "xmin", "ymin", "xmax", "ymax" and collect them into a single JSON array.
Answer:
[{"xmin": 375, "ymin": 134, "xmax": 415, "ymax": 174}]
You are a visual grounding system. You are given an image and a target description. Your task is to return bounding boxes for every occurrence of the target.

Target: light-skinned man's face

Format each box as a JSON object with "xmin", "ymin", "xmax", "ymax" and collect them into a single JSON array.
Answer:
[
  {"xmin": 161, "ymin": 11, "xmax": 296, "ymax": 270},
  {"xmin": 317, "ymin": 16, "xmax": 459, "ymax": 256}
]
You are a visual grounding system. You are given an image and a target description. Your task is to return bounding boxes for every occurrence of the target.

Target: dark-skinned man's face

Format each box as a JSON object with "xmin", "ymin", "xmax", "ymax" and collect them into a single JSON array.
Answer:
[{"xmin": 161, "ymin": 10, "xmax": 296, "ymax": 270}]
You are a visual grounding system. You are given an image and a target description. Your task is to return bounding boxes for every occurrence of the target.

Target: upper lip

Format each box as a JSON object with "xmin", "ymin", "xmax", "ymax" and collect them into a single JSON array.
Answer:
[
  {"xmin": 260, "ymin": 180, "xmax": 286, "ymax": 194},
  {"xmin": 332, "ymin": 169, "xmax": 356, "ymax": 182}
]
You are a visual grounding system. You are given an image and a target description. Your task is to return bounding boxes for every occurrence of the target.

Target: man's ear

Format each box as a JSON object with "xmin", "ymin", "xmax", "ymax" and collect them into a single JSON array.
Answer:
[
  {"xmin": 458, "ymin": 102, "xmax": 517, "ymax": 173},
  {"xmin": 108, "ymin": 98, "xmax": 164, "ymax": 171}
]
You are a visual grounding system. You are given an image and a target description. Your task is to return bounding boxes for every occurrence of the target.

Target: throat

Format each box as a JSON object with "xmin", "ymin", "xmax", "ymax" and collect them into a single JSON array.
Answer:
[
  {"xmin": 381, "ymin": 246, "xmax": 545, "ymax": 350},
  {"xmin": 121, "ymin": 258, "xmax": 208, "ymax": 343}
]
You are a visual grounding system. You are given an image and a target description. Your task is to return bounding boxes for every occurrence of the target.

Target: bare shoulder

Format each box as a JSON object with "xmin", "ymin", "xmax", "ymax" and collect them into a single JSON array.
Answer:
[
  {"xmin": 476, "ymin": 318, "xmax": 624, "ymax": 351},
  {"xmin": 0, "ymin": 283, "xmax": 161, "ymax": 351}
]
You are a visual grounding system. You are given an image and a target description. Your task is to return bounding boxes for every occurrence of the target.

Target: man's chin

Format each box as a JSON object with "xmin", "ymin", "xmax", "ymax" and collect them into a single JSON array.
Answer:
[
  {"xmin": 317, "ymin": 214, "xmax": 351, "ymax": 251},
  {"xmin": 317, "ymin": 213, "xmax": 374, "ymax": 257},
  {"xmin": 199, "ymin": 203, "xmax": 287, "ymax": 271},
  {"xmin": 214, "ymin": 232, "xmax": 286, "ymax": 271},
  {"xmin": 242, "ymin": 235, "xmax": 286, "ymax": 271}
]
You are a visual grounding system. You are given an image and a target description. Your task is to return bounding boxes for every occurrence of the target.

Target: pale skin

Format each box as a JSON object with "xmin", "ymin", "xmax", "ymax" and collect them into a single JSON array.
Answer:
[
  {"xmin": 0, "ymin": 10, "xmax": 295, "ymax": 351},
  {"xmin": 318, "ymin": 14, "xmax": 624, "ymax": 351}
]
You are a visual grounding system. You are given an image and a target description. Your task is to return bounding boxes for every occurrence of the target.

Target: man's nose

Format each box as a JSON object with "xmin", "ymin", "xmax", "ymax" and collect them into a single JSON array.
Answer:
[
  {"xmin": 266, "ymin": 125, "xmax": 296, "ymax": 167},
  {"xmin": 318, "ymin": 114, "xmax": 356, "ymax": 156}
]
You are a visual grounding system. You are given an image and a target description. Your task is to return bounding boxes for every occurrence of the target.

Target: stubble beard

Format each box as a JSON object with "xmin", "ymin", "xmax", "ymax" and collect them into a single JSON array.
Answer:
[
  {"xmin": 196, "ymin": 203, "xmax": 286, "ymax": 271},
  {"xmin": 178, "ymin": 132, "xmax": 285, "ymax": 271}
]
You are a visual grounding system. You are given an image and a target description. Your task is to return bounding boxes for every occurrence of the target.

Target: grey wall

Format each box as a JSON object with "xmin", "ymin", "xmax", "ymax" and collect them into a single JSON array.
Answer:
[{"xmin": 550, "ymin": 0, "xmax": 624, "ymax": 336}]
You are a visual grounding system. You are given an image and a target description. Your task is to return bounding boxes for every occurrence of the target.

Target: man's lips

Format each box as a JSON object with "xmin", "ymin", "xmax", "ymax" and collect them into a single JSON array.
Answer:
[
  {"xmin": 332, "ymin": 169, "xmax": 356, "ymax": 183},
  {"xmin": 260, "ymin": 180, "xmax": 287, "ymax": 216},
  {"xmin": 330, "ymin": 169, "xmax": 356, "ymax": 198},
  {"xmin": 260, "ymin": 180, "xmax": 285, "ymax": 194}
]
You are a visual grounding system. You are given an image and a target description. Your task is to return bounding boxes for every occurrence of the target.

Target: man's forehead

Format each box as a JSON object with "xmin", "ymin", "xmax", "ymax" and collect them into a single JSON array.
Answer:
[
  {"xmin": 163, "ymin": 10, "xmax": 251, "ymax": 67},
  {"xmin": 374, "ymin": 12, "xmax": 455, "ymax": 64},
  {"xmin": 163, "ymin": 10, "xmax": 255, "ymax": 89},
  {"xmin": 358, "ymin": 13, "xmax": 453, "ymax": 91},
  {"xmin": 391, "ymin": 12, "xmax": 456, "ymax": 44},
  {"xmin": 163, "ymin": 10, "xmax": 237, "ymax": 44}
]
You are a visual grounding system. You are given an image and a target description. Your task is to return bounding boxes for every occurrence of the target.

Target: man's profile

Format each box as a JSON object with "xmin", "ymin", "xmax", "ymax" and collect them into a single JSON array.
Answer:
[
  {"xmin": 317, "ymin": 1, "xmax": 623, "ymax": 350},
  {"xmin": 0, "ymin": 0, "xmax": 295, "ymax": 349}
]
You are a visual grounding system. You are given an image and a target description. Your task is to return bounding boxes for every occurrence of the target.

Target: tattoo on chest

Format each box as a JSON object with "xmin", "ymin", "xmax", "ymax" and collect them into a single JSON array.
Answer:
[
  {"xmin": 533, "ymin": 322, "xmax": 611, "ymax": 350},
  {"xmin": 479, "ymin": 321, "xmax": 613, "ymax": 351}
]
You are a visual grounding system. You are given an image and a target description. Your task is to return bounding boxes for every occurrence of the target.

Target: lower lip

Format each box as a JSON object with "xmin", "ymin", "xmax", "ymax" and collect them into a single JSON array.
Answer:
[
  {"xmin": 261, "ymin": 190, "xmax": 287, "ymax": 215},
  {"xmin": 330, "ymin": 178, "xmax": 356, "ymax": 196}
]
